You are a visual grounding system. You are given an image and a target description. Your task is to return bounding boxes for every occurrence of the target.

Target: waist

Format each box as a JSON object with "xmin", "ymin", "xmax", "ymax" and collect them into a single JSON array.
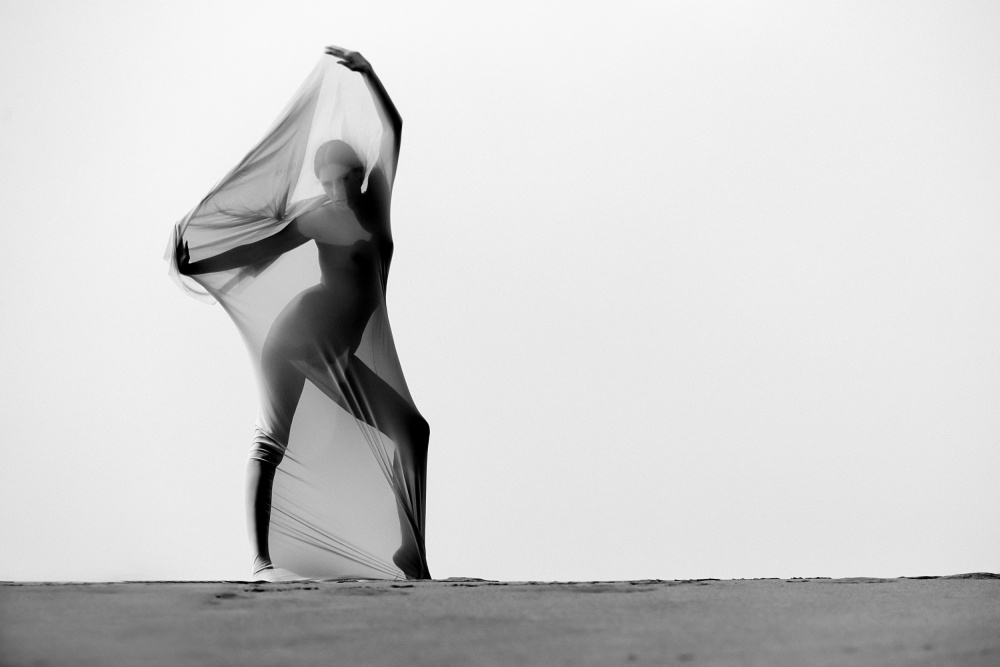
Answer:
[{"xmin": 320, "ymin": 266, "xmax": 380, "ymax": 290}]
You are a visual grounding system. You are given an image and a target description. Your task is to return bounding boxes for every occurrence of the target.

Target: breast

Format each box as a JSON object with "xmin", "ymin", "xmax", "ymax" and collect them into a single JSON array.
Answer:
[{"xmin": 297, "ymin": 205, "xmax": 372, "ymax": 246}]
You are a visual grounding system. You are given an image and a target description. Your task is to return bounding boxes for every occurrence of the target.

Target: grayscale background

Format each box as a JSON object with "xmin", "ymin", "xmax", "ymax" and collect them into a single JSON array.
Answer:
[{"xmin": 1, "ymin": 0, "xmax": 997, "ymax": 581}]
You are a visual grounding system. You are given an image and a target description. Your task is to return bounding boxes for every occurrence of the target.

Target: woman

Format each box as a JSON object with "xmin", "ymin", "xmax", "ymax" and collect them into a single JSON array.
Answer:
[{"xmin": 174, "ymin": 48, "xmax": 430, "ymax": 581}]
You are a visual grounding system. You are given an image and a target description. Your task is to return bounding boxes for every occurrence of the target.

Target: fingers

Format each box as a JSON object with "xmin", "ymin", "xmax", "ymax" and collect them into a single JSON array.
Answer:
[
  {"xmin": 326, "ymin": 46, "xmax": 356, "ymax": 61},
  {"xmin": 325, "ymin": 46, "xmax": 371, "ymax": 74},
  {"xmin": 325, "ymin": 47, "xmax": 364, "ymax": 63},
  {"xmin": 326, "ymin": 46, "xmax": 354, "ymax": 70},
  {"xmin": 334, "ymin": 59, "xmax": 366, "ymax": 73}
]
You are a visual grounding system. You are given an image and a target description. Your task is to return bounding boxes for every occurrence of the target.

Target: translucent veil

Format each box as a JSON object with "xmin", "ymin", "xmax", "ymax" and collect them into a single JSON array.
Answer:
[{"xmin": 165, "ymin": 56, "xmax": 427, "ymax": 580}]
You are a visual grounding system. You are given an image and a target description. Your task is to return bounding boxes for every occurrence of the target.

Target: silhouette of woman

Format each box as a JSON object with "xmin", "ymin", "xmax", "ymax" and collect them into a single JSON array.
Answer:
[{"xmin": 173, "ymin": 48, "xmax": 430, "ymax": 581}]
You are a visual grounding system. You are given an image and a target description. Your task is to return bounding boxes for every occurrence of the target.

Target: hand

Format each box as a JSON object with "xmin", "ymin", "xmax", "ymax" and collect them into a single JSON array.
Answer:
[
  {"xmin": 175, "ymin": 234, "xmax": 192, "ymax": 275},
  {"xmin": 325, "ymin": 46, "xmax": 372, "ymax": 75}
]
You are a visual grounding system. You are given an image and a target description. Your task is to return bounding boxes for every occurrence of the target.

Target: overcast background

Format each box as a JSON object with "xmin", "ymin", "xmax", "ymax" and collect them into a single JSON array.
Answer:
[{"xmin": 1, "ymin": 1, "xmax": 997, "ymax": 582}]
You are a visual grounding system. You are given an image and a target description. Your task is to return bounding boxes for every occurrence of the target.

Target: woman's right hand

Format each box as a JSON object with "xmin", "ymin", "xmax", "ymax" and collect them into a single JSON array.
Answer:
[{"xmin": 175, "ymin": 235, "xmax": 191, "ymax": 275}]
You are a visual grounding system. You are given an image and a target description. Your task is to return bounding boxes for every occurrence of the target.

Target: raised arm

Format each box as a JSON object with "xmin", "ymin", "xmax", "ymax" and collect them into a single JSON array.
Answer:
[
  {"xmin": 177, "ymin": 222, "xmax": 308, "ymax": 276},
  {"xmin": 325, "ymin": 47, "xmax": 402, "ymax": 181}
]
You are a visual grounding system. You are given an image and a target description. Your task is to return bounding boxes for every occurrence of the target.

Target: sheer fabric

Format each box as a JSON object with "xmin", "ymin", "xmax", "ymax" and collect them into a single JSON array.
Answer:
[{"xmin": 166, "ymin": 55, "xmax": 428, "ymax": 580}]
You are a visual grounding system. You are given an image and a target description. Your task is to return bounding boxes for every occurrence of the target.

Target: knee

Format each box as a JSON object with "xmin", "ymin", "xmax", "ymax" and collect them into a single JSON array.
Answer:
[
  {"xmin": 249, "ymin": 428, "xmax": 287, "ymax": 467},
  {"xmin": 407, "ymin": 412, "xmax": 430, "ymax": 449}
]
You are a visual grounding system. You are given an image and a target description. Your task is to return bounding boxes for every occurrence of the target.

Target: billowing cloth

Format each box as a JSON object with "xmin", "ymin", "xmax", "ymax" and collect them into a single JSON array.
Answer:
[{"xmin": 166, "ymin": 55, "xmax": 428, "ymax": 580}]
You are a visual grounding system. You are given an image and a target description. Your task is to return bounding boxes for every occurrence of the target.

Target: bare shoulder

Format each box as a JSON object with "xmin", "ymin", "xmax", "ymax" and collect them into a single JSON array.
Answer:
[{"xmin": 294, "ymin": 206, "xmax": 325, "ymax": 228}]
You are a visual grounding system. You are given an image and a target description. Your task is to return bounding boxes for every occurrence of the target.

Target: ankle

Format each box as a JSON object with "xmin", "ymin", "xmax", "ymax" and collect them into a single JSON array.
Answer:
[{"xmin": 252, "ymin": 556, "xmax": 274, "ymax": 575}]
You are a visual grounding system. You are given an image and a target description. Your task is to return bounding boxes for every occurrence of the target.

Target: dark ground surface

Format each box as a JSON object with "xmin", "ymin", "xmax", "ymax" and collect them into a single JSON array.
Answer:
[{"xmin": 1, "ymin": 574, "xmax": 998, "ymax": 666}]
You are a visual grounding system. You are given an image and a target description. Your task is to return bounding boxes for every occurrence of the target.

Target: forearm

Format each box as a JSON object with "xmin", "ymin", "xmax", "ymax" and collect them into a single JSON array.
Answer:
[
  {"xmin": 181, "ymin": 224, "xmax": 307, "ymax": 275},
  {"xmin": 328, "ymin": 48, "xmax": 403, "ymax": 159},
  {"xmin": 362, "ymin": 68, "xmax": 402, "ymax": 134},
  {"xmin": 184, "ymin": 245, "xmax": 259, "ymax": 275}
]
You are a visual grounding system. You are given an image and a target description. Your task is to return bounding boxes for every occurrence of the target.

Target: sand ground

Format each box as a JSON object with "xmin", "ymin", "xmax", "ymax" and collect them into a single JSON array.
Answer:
[{"xmin": 1, "ymin": 574, "xmax": 997, "ymax": 666}]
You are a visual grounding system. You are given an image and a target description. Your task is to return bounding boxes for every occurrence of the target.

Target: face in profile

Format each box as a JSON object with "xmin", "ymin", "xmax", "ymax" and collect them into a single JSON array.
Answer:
[{"xmin": 319, "ymin": 163, "xmax": 363, "ymax": 207}]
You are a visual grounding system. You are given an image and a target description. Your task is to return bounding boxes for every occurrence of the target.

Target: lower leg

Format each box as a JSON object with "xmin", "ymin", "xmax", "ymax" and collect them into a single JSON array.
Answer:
[
  {"xmin": 389, "ymin": 417, "xmax": 431, "ymax": 579},
  {"xmin": 249, "ymin": 350, "xmax": 303, "ymax": 576},
  {"xmin": 245, "ymin": 456, "xmax": 278, "ymax": 574}
]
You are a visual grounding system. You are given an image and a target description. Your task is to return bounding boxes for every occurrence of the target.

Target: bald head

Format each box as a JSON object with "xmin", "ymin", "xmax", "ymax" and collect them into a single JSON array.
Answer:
[{"xmin": 314, "ymin": 140, "xmax": 363, "ymax": 177}]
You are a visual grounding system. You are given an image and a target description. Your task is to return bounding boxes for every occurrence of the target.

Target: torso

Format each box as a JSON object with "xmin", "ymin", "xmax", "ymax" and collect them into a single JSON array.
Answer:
[
  {"xmin": 295, "ymin": 168, "xmax": 393, "ymax": 329},
  {"xmin": 263, "ymin": 169, "xmax": 393, "ymax": 360}
]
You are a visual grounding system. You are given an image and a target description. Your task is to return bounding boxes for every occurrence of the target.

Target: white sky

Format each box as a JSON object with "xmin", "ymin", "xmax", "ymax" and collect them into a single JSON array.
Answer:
[{"xmin": 1, "ymin": 0, "xmax": 998, "ymax": 582}]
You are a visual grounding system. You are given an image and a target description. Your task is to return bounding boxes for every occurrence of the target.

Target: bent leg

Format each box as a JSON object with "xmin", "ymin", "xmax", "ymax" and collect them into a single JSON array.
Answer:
[
  {"xmin": 282, "ymin": 350, "xmax": 431, "ymax": 579},
  {"xmin": 342, "ymin": 357, "xmax": 431, "ymax": 579}
]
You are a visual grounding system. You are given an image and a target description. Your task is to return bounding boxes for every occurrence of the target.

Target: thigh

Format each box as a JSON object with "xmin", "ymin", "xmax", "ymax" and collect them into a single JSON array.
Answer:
[
  {"xmin": 264, "ymin": 284, "xmax": 360, "ymax": 363},
  {"xmin": 257, "ymin": 351, "xmax": 306, "ymax": 448},
  {"xmin": 259, "ymin": 288, "xmax": 330, "ymax": 444}
]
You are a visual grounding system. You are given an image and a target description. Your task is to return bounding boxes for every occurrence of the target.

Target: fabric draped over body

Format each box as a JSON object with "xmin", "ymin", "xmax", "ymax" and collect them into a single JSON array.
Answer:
[{"xmin": 166, "ymin": 56, "xmax": 427, "ymax": 580}]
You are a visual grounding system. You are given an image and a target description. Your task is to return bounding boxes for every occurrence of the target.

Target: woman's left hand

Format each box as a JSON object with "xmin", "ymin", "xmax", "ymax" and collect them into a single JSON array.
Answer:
[{"xmin": 325, "ymin": 46, "xmax": 372, "ymax": 75}]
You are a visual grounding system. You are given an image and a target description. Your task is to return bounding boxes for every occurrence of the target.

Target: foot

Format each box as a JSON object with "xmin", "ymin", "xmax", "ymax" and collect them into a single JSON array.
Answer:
[
  {"xmin": 252, "ymin": 566, "xmax": 308, "ymax": 582},
  {"xmin": 393, "ymin": 544, "xmax": 431, "ymax": 580}
]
